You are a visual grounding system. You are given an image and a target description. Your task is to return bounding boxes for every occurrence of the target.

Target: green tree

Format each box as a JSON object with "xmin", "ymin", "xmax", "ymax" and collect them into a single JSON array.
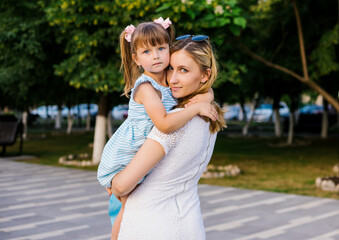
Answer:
[
  {"xmin": 43, "ymin": 0, "xmax": 247, "ymax": 164},
  {"xmin": 235, "ymin": 0, "xmax": 339, "ymax": 112},
  {"xmin": 0, "ymin": 0, "xmax": 70, "ymax": 138},
  {"xmin": 0, "ymin": 0, "xmax": 48, "ymax": 110}
]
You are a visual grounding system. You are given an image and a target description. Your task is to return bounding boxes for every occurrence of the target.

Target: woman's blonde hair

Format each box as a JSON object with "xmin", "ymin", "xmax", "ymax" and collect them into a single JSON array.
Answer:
[
  {"xmin": 120, "ymin": 22, "xmax": 175, "ymax": 97},
  {"xmin": 171, "ymin": 37, "xmax": 226, "ymax": 133}
]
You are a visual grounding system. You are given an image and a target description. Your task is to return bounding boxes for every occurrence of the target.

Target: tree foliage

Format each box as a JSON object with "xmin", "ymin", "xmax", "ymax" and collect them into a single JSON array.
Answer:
[
  {"xmin": 0, "ymin": 0, "xmax": 75, "ymax": 110},
  {"xmin": 0, "ymin": 1, "xmax": 47, "ymax": 108},
  {"xmin": 41, "ymin": 0, "xmax": 246, "ymax": 94},
  {"xmin": 234, "ymin": 0, "xmax": 339, "ymax": 110}
]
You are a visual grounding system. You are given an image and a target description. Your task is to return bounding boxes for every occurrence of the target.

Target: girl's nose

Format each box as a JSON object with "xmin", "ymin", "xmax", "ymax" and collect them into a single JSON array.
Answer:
[{"xmin": 153, "ymin": 51, "xmax": 160, "ymax": 59}]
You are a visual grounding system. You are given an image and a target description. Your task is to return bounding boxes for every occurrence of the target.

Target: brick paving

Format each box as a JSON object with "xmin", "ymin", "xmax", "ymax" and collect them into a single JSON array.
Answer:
[{"xmin": 0, "ymin": 158, "xmax": 339, "ymax": 240}]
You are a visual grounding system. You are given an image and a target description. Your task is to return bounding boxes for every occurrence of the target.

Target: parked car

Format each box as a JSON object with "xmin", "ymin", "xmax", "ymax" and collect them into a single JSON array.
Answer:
[
  {"xmin": 31, "ymin": 105, "xmax": 59, "ymax": 119},
  {"xmin": 112, "ymin": 104, "xmax": 128, "ymax": 120},
  {"xmin": 62, "ymin": 104, "xmax": 98, "ymax": 118},
  {"xmin": 223, "ymin": 104, "xmax": 253, "ymax": 121},
  {"xmin": 298, "ymin": 104, "xmax": 323, "ymax": 115},
  {"xmin": 290, "ymin": 104, "xmax": 337, "ymax": 132},
  {"xmin": 224, "ymin": 105, "xmax": 240, "ymax": 120},
  {"xmin": 32, "ymin": 104, "xmax": 98, "ymax": 119},
  {"xmin": 253, "ymin": 102, "xmax": 289, "ymax": 122}
]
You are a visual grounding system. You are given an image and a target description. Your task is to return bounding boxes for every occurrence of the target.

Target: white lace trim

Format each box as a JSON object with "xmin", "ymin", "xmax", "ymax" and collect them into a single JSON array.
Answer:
[{"xmin": 147, "ymin": 123, "xmax": 187, "ymax": 154}]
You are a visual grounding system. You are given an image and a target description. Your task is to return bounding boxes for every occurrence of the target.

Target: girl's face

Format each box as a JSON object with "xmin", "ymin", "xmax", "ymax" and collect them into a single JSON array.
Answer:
[
  {"xmin": 133, "ymin": 43, "xmax": 170, "ymax": 74},
  {"xmin": 167, "ymin": 50, "xmax": 208, "ymax": 98}
]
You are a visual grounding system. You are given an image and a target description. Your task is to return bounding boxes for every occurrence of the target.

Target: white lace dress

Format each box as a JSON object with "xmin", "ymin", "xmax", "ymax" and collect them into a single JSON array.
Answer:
[{"xmin": 117, "ymin": 112, "xmax": 217, "ymax": 240}]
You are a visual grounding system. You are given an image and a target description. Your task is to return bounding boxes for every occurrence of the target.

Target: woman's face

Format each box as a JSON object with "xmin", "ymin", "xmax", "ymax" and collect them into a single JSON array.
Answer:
[{"xmin": 167, "ymin": 50, "xmax": 208, "ymax": 99}]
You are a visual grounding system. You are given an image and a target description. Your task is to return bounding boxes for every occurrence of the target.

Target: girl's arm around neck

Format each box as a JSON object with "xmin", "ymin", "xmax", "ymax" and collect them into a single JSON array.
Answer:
[
  {"xmin": 186, "ymin": 88, "xmax": 214, "ymax": 106},
  {"xmin": 135, "ymin": 82, "xmax": 212, "ymax": 134},
  {"xmin": 110, "ymin": 138, "xmax": 165, "ymax": 196}
]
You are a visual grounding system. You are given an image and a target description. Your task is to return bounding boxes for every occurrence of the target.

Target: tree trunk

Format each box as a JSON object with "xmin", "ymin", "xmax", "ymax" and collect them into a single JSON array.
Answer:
[
  {"xmin": 92, "ymin": 115, "xmax": 106, "ymax": 165},
  {"xmin": 55, "ymin": 105, "xmax": 62, "ymax": 129},
  {"xmin": 274, "ymin": 109, "xmax": 282, "ymax": 137},
  {"xmin": 107, "ymin": 110, "xmax": 113, "ymax": 138},
  {"xmin": 273, "ymin": 96, "xmax": 282, "ymax": 137},
  {"xmin": 242, "ymin": 94, "xmax": 258, "ymax": 136},
  {"xmin": 92, "ymin": 94, "xmax": 110, "ymax": 165},
  {"xmin": 242, "ymin": 113, "xmax": 254, "ymax": 136},
  {"xmin": 292, "ymin": 0, "xmax": 308, "ymax": 81},
  {"xmin": 321, "ymin": 101, "xmax": 329, "ymax": 139},
  {"xmin": 67, "ymin": 110, "xmax": 74, "ymax": 135},
  {"xmin": 22, "ymin": 111, "xmax": 28, "ymax": 140},
  {"xmin": 287, "ymin": 111, "xmax": 294, "ymax": 145},
  {"xmin": 240, "ymin": 99, "xmax": 247, "ymax": 122},
  {"xmin": 86, "ymin": 103, "xmax": 91, "ymax": 131},
  {"xmin": 77, "ymin": 104, "xmax": 81, "ymax": 127},
  {"xmin": 45, "ymin": 105, "xmax": 49, "ymax": 118},
  {"xmin": 287, "ymin": 95, "xmax": 298, "ymax": 145},
  {"xmin": 86, "ymin": 113, "xmax": 91, "ymax": 131}
]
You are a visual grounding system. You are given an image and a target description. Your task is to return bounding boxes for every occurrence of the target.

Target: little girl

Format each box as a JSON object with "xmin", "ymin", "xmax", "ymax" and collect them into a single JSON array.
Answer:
[{"xmin": 97, "ymin": 17, "xmax": 217, "ymax": 239}]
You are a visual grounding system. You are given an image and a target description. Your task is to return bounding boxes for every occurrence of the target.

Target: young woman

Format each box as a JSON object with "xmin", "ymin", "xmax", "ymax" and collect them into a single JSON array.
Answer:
[
  {"xmin": 97, "ymin": 18, "xmax": 217, "ymax": 239},
  {"xmin": 110, "ymin": 35, "xmax": 226, "ymax": 239}
]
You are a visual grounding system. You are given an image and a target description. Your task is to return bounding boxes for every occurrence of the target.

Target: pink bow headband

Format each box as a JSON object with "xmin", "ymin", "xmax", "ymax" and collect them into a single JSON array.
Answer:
[
  {"xmin": 124, "ymin": 17, "xmax": 172, "ymax": 42},
  {"xmin": 154, "ymin": 17, "xmax": 172, "ymax": 30},
  {"xmin": 124, "ymin": 25, "xmax": 136, "ymax": 43}
]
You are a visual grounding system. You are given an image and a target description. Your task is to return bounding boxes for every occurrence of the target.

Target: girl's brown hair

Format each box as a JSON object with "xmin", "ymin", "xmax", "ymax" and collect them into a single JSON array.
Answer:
[
  {"xmin": 171, "ymin": 37, "xmax": 226, "ymax": 133},
  {"xmin": 120, "ymin": 22, "xmax": 175, "ymax": 97}
]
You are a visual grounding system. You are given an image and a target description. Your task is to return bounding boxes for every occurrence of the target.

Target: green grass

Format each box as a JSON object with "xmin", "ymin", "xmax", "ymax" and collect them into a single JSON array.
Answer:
[
  {"xmin": 4, "ymin": 128, "xmax": 339, "ymax": 199},
  {"xmin": 201, "ymin": 135, "xmax": 339, "ymax": 199},
  {"xmin": 5, "ymin": 129, "xmax": 97, "ymax": 171}
]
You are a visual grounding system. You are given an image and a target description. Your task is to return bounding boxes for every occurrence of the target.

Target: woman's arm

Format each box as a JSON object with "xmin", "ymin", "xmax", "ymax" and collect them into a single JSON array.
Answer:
[
  {"xmin": 110, "ymin": 138, "xmax": 165, "ymax": 196},
  {"xmin": 135, "ymin": 83, "xmax": 217, "ymax": 134}
]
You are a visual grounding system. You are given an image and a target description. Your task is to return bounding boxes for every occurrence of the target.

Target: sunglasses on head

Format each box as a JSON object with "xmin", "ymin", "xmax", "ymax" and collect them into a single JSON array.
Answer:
[{"xmin": 175, "ymin": 34, "xmax": 209, "ymax": 42}]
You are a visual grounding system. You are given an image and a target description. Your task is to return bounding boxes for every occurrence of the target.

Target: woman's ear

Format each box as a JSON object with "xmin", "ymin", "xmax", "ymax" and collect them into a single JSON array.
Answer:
[
  {"xmin": 132, "ymin": 54, "xmax": 140, "ymax": 66},
  {"xmin": 201, "ymin": 68, "xmax": 211, "ymax": 83}
]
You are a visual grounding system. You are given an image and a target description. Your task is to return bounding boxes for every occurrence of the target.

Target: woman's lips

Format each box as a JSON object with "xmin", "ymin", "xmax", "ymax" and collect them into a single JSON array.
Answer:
[{"xmin": 171, "ymin": 87, "xmax": 181, "ymax": 91}]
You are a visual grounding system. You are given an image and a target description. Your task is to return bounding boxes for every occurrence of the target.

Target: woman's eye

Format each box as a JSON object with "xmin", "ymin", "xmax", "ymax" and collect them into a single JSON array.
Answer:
[
  {"xmin": 180, "ymin": 68, "xmax": 188, "ymax": 73},
  {"xmin": 167, "ymin": 65, "xmax": 173, "ymax": 70}
]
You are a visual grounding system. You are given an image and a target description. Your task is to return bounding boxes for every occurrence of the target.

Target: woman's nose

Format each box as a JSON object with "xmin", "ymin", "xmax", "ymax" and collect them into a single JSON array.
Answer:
[{"xmin": 169, "ymin": 71, "xmax": 178, "ymax": 84}]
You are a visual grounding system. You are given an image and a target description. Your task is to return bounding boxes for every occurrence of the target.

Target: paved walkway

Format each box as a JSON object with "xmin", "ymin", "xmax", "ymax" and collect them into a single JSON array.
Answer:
[{"xmin": 0, "ymin": 158, "xmax": 339, "ymax": 240}]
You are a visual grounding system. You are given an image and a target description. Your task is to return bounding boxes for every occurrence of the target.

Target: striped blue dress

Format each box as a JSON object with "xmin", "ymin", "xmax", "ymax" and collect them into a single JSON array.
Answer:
[{"xmin": 97, "ymin": 74, "xmax": 177, "ymax": 188}]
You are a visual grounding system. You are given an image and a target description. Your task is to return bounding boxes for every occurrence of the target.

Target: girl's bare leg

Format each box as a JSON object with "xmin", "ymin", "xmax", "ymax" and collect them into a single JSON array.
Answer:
[{"xmin": 111, "ymin": 196, "xmax": 128, "ymax": 240}]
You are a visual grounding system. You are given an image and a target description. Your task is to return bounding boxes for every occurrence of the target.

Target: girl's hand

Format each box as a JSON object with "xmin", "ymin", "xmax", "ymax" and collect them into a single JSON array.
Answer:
[
  {"xmin": 186, "ymin": 88, "xmax": 214, "ymax": 107},
  {"xmin": 193, "ymin": 102, "xmax": 218, "ymax": 121},
  {"xmin": 106, "ymin": 187, "xmax": 112, "ymax": 196},
  {"xmin": 106, "ymin": 187, "xmax": 123, "ymax": 201}
]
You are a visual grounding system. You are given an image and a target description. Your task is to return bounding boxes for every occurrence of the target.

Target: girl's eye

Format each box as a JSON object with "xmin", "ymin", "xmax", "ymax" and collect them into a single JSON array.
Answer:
[
  {"xmin": 143, "ymin": 50, "xmax": 150, "ymax": 54},
  {"xmin": 167, "ymin": 65, "xmax": 173, "ymax": 70},
  {"xmin": 159, "ymin": 47, "xmax": 165, "ymax": 51}
]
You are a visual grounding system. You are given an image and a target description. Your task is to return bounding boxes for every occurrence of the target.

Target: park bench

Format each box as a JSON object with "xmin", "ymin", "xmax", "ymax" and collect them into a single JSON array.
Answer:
[{"xmin": 0, "ymin": 115, "xmax": 23, "ymax": 156}]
